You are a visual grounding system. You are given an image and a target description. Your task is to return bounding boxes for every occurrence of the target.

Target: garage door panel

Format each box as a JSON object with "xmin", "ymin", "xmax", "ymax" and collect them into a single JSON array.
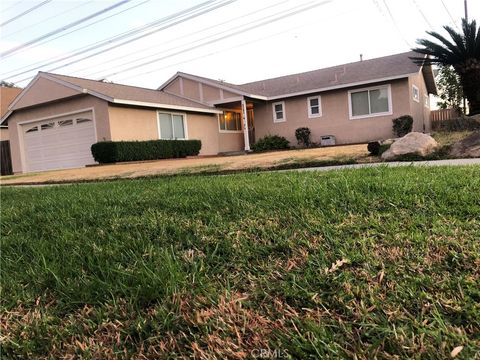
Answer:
[{"xmin": 22, "ymin": 112, "xmax": 96, "ymax": 172}]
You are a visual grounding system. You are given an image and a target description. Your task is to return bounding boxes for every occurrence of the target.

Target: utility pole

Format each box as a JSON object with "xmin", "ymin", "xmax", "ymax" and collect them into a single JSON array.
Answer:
[{"xmin": 464, "ymin": 0, "xmax": 468, "ymax": 21}]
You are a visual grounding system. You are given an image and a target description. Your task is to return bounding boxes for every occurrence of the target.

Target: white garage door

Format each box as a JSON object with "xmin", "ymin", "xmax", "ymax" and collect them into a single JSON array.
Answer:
[{"xmin": 22, "ymin": 111, "xmax": 96, "ymax": 172}]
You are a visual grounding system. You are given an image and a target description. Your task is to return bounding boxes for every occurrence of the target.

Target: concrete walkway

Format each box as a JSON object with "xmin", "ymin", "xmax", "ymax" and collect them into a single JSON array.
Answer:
[{"xmin": 293, "ymin": 158, "xmax": 480, "ymax": 172}]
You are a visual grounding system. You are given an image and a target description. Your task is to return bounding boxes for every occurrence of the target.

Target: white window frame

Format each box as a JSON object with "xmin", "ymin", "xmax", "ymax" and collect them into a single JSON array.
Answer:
[
  {"xmin": 218, "ymin": 110, "xmax": 243, "ymax": 133},
  {"xmin": 348, "ymin": 84, "xmax": 393, "ymax": 120},
  {"xmin": 157, "ymin": 111, "xmax": 188, "ymax": 140},
  {"xmin": 307, "ymin": 95, "xmax": 322, "ymax": 118},
  {"xmin": 272, "ymin": 101, "xmax": 286, "ymax": 123},
  {"xmin": 424, "ymin": 94, "xmax": 429, "ymax": 108},
  {"xmin": 412, "ymin": 85, "xmax": 420, "ymax": 103}
]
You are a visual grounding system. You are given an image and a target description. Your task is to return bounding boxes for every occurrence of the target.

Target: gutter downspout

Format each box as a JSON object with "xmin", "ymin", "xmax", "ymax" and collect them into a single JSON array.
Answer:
[{"xmin": 241, "ymin": 98, "xmax": 250, "ymax": 152}]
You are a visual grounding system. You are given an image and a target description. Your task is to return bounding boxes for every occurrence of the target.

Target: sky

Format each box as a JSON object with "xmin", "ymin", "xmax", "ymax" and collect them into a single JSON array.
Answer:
[{"xmin": 0, "ymin": 0, "xmax": 477, "ymax": 90}]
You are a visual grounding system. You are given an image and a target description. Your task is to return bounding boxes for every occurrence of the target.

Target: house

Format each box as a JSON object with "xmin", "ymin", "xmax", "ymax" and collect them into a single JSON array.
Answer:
[
  {"xmin": 0, "ymin": 86, "xmax": 23, "ymax": 141},
  {"xmin": 1, "ymin": 51, "xmax": 436, "ymax": 174}
]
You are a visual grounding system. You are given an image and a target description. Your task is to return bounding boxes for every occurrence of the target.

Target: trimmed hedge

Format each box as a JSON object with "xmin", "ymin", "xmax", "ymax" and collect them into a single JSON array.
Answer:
[
  {"xmin": 91, "ymin": 140, "xmax": 201, "ymax": 163},
  {"xmin": 251, "ymin": 135, "xmax": 290, "ymax": 152}
]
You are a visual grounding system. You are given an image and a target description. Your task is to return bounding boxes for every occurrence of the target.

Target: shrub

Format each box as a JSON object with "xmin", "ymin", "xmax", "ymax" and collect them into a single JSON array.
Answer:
[
  {"xmin": 431, "ymin": 116, "xmax": 480, "ymax": 132},
  {"xmin": 367, "ymin": 141, "xmax": 380, "ymax": 155},
  {"xmin": 295, "ymin": 127, "xmax": 312, "ymax": 147},
  {"xmin": 91, "ymin": 139, "xmax": 201, "ymax": 163},
  {"xmin": 251, "ymin": 135, "xmax": 289, "ymax": 152},
  {"xmin": 367, "ymin": 141, "xmax": 391, "ymax": 156},
  {"xmin": 392, "ymin": 115, "xmax": 413, "ymax": 137}
]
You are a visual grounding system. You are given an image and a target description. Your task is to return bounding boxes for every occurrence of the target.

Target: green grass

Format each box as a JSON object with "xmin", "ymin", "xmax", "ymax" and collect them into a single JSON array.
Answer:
[{"xmin": 1, "ymin": 166, "xmax": 479, "ymax": 358}]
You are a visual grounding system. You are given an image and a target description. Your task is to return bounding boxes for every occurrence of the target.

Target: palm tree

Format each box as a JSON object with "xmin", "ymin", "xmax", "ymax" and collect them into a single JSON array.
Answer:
[{"xmin": 411, "ymin": 19, "xmax": 480, "ymax": 115}]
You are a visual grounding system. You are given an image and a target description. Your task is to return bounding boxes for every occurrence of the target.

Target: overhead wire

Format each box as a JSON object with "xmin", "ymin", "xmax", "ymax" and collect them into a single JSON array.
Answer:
[
  {"xmin": 5, "ymin": 0, "xmax": 236, "ymax": 82},
  {"xmin": 4, "ymin": 0, "xmax": 151, "ymax": 56},
  {"xmin": 95, "ymin": 0, "xmax": 333, "ymax": 80},
  {"xmin": 115, "ymin": 6, "xmax": 357, "ymax": 83},
  {"xmin": 1, "ymin": 0, "xmax": 134, "ymax": 58},
  {"xmin": 76, "ymin": 0, "xmax": 292, "ymax": 77},
  {"xmin": 2, "ymin": 0, "xmax": 96, "ymax": 38},
  {"xmin": 412, "ymin": 0, "xmax": 433, "ymax": 31},
  {"xmin": 440, "ymin": 0, "xmax": 460, "ymax": 29},
  {"xmin": 380, "ymin": 0, "xmax": 412, "ymax": 47},
  {"xmin": 0, "ymin": 0, "xmax": 53, "ymax": 27},
  {"xmin": 1, "ymin": 0, "xmax": 221, "ymax": 78}
]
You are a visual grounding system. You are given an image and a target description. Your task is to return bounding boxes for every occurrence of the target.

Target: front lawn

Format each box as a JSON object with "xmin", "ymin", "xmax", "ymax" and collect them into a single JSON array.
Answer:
[{"xmin": 1, "ymin": 166, "xmax": 479, "ymax": 358}]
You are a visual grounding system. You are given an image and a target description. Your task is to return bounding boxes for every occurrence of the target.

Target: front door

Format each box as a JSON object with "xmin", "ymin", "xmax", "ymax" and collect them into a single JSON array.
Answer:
[{"xmin": 247, "ymin": 108, "xmax": 255, "ymax": 146}]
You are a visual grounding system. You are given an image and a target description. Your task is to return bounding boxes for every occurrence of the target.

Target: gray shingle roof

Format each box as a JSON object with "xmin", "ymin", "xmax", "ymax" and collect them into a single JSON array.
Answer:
[
  {"xmin": 236, "ymin": 51, "xmax": 425, "ymax": 97},
  {"xmin": 44, "ymin": 72, "xmax": 216, "ymax": 110}
]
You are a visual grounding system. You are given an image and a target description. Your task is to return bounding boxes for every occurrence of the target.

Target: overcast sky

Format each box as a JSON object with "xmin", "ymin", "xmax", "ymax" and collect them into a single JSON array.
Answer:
[{"xmin": 0, "ymin": 0, "xmax": 477, "ymax": 89}]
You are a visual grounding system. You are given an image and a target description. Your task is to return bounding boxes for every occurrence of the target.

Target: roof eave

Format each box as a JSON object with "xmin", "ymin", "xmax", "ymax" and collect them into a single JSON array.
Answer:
[
  {"xmin": 112, "ymin": 99, "xmax": 222, "ymax": 114},
  {"xmin": 265, "ymin": 73, "xmax": 416, "ymax": 100}
]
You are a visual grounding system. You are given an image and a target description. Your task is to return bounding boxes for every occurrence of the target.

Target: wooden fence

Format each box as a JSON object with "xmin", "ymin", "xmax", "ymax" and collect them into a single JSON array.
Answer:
[
  {"xmin": 1, "ymin": 140, "xmax": 13, "ymax": 176},
  {"xmin": 430, "ymin": 108, "xmax": 460, "ymax": 122}
]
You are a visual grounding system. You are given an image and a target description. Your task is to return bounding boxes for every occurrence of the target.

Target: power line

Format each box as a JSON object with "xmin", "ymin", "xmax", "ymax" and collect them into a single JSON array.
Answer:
[
  {"xmin": 440, "ymin": 0, "xmax": 459, "ymax": 29},
  {"xmin": 2, "ymin": 0, "xmax": 95, "ymax": 38},
  {"xmin": 3, "ymin": 0, "xmax": 150, "ymax": 57},
  {"xmin": 1, "ymin": 0, "xmax": 219, "ymax": 78},
  {"xmin": 1, "ymin": 0, "xmax": 27, "ymax": 14},
  {"xmin": 412, "ymin": 0, "xmax": 433, "ymax": 31},
  {"xmin": 1, "ymin": 0, "xmax": 134, "ymax": 58},
  {"xmin": 96, "ymin": 0, "xmax": 332, "ymax": 79},
  {"xmin": 0, "ymin": 0, "xmax": 53, "ymax": 27},
  {"xmin": 115, "ymin": 6, "xmax": 357, "ymax": 83},
  {"xmin": 380, "ymin": 0, "xmax": 411, "ymax": 47},
  {"xmin": 77, "ymin": 0, "xmax": 292, "ymax": 77},
  {"xmin": 5, "ymin": 0, "xmax": 235, "ymax": 82}
]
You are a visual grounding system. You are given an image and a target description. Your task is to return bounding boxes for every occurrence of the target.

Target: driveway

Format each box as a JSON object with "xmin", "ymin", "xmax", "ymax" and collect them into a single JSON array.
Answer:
[{"xmin": 1, "ymin": 144, "xmax": 369, "ymax": 185}]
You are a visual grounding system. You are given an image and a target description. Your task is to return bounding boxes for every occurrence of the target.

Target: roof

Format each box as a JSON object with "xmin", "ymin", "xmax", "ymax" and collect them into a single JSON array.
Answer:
[
  {"xmin": 161, "ymin": 51, "xmax": 436, "ymax": 100},
  {"xmin": 236, "ymin": 51, "xmax": 436, "ymax": 97},
  {"xmin": 0, "ymin": 86, "xmax": 23, "ymax": 117},
  {"xmin": 43, "ymin": 72, "xmax": 218, "ymax": 111},
  {"xmin": 1, "ymin": 72, "xmax": 220, "ymax": 124}
]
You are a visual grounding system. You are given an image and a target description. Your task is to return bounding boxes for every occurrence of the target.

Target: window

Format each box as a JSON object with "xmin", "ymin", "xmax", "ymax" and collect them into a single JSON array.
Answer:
[
  {"xmin": 58, "ymin": 119, "xmax": 73, "ymax": 127},
  {"xmin": 76, "ymin": 118, "xmax": 92, "ymax": 124},
  {"xmin": 219, "ymin": 111, "xmax": 242, "ymax": 131},
  {"xmin": 158, "ymin": 112, "xmax": 186, "ymax": 139},
  {"xmin": 40, "ymin": 122, "xmax": 55, "ymax": 130},
  {"xmin": 424, "ymin": 94, "xmax": 429, "ymax": 108},
  {"xmin": 307, "ymin": 96, "xmax": 322, "ymax": 118},
  {"xmin": 412, "ymin": 85, "xmax": 420, "ymax": 102},
  {"xmin": 349, "ymin": 85, "xmax": 391, "ymax": 119},
  {"xmin": 25, "ymin": 126, "xmax": 38, "ymax": 133},
  {"xmin": 272, "ymin": 101, "xmax": 286, "ymax": 122}
]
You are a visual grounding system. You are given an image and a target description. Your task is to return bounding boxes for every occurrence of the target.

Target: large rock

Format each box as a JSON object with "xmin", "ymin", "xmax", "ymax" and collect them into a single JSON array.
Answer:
[
  {"xmin": 449, "ymin": 131, "xmax": 480, "ymax": 158},
  {"xmin": 381, "ymin": 132, "xmax": 438, "ymax": 160}
]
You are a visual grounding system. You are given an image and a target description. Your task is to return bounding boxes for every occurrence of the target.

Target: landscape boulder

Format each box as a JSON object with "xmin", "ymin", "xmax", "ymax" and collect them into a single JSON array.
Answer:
[
  {"xmin": 449, "ymin": 131, "xmax": 480, "ymax": 158},
  {"xmin": 381, "ymin": 132, "xmax": 438, "ymax": 160}
]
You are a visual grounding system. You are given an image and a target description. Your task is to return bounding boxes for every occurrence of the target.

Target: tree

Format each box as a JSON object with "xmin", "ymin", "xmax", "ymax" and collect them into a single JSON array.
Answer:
[
  {"xmin": 435, "ymin": 65, "xmax": 464, "ymax": 112},
  {"xmin": 411, "ymin": 18, "xmax": 480, "ymax": 115},
  {"xmin": 0, "ymin": 80, "xmax": 16, "ymax": 88}
]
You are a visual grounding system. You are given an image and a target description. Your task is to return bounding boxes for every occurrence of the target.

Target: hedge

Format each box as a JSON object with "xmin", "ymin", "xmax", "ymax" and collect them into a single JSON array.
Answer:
[{"xmin": 91, "ymin": 139, "xmax": 202, "ymax": 163}]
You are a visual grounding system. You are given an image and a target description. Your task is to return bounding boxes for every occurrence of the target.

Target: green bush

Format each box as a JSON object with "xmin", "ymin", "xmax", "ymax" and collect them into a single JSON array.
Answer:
[
  {"xmin": 251, "ymin": 135, "xmax": 290, "ymax": 152},
  {"xmin": 91, "ymin": 139, "xmax": 201, "ymax": 163},
  {"xmin": 392, "ymin": 115, "xmax": 413, "ymax": 137},
  {"xmin": 295, "ymin": 127, "xmax": 312, "ymax": 147},
  {"xmin": 431, "ymin": 116, "xmax": 480, "ymax": 131}
]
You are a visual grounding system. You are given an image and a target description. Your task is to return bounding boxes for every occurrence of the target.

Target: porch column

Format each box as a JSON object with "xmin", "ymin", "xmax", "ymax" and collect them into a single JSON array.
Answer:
[{"xmin": 241, "ymin": 99, "xmax": 250, "ymax": 151}]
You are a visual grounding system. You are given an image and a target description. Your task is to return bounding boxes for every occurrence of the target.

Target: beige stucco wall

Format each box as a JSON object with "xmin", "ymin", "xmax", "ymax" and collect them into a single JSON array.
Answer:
[
  {"xmin": 0, "ymin": 128, "xmax": 9, "ymax": 141},
  {"xmin": 254, "ymin": 79, "xmax": 413, "ymax": 145},
  {"xmin": 108, "ymin": 105, "xmax": 158, "ymax": 141},
  {"xmin": 108, "ymin": 105, "xmax": 241, "ymax": 156},
  {"xmin": 7, "ymin": 95, "xmax": 110, "ymax": 173},
  {"xmin": 10, "ymin": 77, "xmax": 80, "ymax": 110},
  {"xmin": 409, "ymin": 73, "xmax": 431, "ymax": 132},
  {"xmin": 163, "ymin": 76, "xmax": 242, "ymax": 104}
]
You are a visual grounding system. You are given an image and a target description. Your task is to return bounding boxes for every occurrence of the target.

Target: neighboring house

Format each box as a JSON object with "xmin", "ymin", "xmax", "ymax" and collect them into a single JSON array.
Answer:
[
  {"xmin": 0, "ymin": 86, "xmax": 23, "ymax": 141},
  {"xmin": 1, "ymin": 51, "xmax": 436, "ymax": 174}
]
